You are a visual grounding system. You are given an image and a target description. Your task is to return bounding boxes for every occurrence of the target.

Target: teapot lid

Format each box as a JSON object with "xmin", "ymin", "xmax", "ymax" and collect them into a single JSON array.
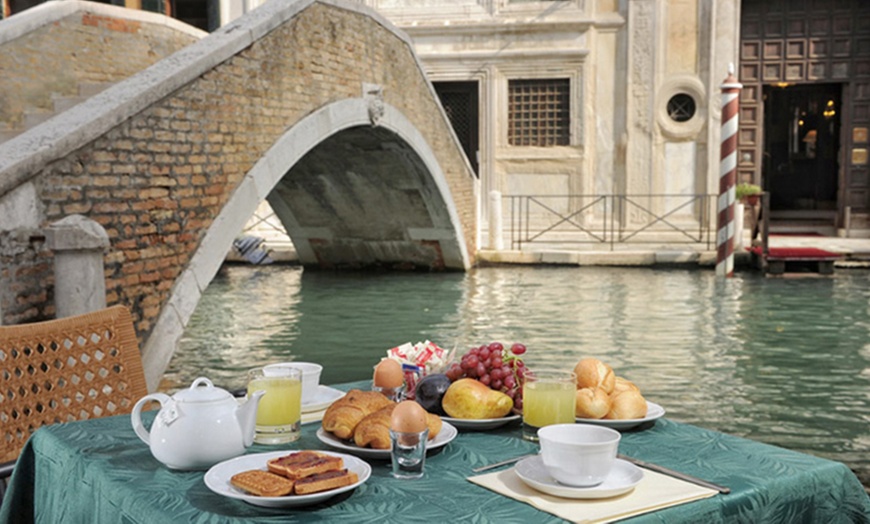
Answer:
[{"xmin": 173, "ymin": 377, "xmax": 233, "ymax": 403}]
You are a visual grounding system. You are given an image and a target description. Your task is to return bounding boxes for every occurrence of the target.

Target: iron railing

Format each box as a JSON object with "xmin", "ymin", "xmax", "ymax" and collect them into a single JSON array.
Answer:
[{"xmin": 504, "ymin": 194, "xmax": 719, "ymax": 251}]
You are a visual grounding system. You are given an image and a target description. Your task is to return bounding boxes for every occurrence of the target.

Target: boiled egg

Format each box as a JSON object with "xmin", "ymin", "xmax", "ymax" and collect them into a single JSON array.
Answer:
[
  {"xmin": 373, "ymin": 358, "xmax": 404, "ymax": 388},
  {"xmin": 390, "ymin": 400, "xmax": 428, "ymax": 433}
]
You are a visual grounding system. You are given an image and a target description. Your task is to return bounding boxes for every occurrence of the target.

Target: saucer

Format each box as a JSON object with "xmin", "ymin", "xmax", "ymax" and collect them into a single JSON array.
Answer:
[
  {"xmin": 302, "ymin": 385, "xmax": 345, "ymax": 413},
  {"xmin": 514, "ymin": 456, "xmax": 643, "ymax": 499}
]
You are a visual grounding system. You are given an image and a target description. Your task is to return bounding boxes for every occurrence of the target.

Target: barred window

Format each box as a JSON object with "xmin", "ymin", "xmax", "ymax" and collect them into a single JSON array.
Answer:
[{"xmin": 508, "ymin": 79, "xmax": 570, "ymax": 146}]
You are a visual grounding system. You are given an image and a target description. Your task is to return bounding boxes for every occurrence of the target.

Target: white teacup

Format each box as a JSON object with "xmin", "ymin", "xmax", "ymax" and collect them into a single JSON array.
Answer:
[
  {"xmin": 538, "ymin": 423, "xmax": 621, "ymax": 487},
  {"xmin": 263, "ymin": 362, "xmax": 323, "ymax": 404}
]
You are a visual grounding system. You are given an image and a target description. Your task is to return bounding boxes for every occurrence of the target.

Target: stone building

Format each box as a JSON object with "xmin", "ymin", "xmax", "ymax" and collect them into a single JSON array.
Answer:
[{"xmin": 219, "ymin": 0, "xmax": 868, "ymax": 239}]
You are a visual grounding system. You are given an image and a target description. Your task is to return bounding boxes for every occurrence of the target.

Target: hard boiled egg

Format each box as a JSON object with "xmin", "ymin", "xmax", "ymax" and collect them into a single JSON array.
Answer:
[
  {"xmin": 373, "ymin": 358, "xmax": 404, "ymax": 389},
  {"xmin": 390, "ymin": 400, "xmax": 428, "ymax": 433}
]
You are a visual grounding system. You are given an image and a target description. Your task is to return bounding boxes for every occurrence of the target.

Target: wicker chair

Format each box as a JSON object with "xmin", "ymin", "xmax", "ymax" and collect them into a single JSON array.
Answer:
[{"xmin": 0, "ymin": 305, "xmax": 149, "ymax": 482}]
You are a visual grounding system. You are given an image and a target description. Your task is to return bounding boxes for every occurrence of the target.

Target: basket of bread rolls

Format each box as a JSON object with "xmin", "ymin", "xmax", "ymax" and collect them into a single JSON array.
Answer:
[{"xmin": 573, "ymin": 357, "xmax": 648, "ymax": 420}]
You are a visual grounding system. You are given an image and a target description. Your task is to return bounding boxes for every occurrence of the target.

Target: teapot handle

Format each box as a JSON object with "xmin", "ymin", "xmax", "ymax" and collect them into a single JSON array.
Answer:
[{"xmin": 131, "ymin": 393, "xmax": 171, "ymax": 445}]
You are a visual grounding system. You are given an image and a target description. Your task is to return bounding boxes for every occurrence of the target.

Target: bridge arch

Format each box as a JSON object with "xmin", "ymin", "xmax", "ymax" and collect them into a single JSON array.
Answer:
[
  {"xmin": 0, "ymin": 0, "xmax": 477, "ymax": 389},
  {"xmin": 143, "ymin": 98, "xmax": 470, "ymax": 387}
]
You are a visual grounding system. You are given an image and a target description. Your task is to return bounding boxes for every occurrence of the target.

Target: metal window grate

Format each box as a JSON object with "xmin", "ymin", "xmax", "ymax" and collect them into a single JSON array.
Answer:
[
  {"xmin": 508, "ymin": 79, "xmax": 570, "ymax": 146},
  {"xmin": 439, "ymin": 91, "xmax": 473, "ymax": 153},
  {"xmin": 667, "ymin": 94, "xmax": 696, "ymax": 122}
]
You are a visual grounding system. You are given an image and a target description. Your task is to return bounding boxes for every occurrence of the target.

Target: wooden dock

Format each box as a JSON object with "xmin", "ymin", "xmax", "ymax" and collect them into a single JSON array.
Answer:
[{"xmin": 748, "ymin": 245, "xmax": 841, "ymax": 276}]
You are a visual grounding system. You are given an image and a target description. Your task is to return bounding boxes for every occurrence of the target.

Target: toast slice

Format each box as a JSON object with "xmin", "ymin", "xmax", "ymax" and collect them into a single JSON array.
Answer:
[
  {"xmin": 293, "ymin": 469, "xmax": 359, "ymax": 495},
  {"xmin": 267, "ymin": 451, "xmax": 344, "ymax": 480},
  {"xmin": 230, "ymin": 469, "xmax": 295, "ymax": 497}
]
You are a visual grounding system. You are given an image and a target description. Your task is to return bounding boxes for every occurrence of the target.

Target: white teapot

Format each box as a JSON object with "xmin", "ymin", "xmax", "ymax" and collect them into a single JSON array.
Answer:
[{"xmin": 131, "ymin": 377, "xmax": 265, "ymax": 470}]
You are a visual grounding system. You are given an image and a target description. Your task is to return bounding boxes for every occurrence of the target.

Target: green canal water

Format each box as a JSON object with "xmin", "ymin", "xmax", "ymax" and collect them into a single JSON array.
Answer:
[{"xmin": 163, "ymin": 264, "xmax": 870, "ymax": 487}]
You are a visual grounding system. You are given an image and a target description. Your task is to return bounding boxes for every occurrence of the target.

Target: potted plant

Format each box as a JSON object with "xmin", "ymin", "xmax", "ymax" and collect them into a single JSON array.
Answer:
[{"xmin": 735, "ymin": 183, "xmax": 762, "ymax": 206}]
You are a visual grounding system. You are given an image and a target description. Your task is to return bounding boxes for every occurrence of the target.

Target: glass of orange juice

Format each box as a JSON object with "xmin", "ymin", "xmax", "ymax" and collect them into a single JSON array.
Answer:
[
  {"xmin": 247, "ymin": 366, "xmax": 302, "ymax": 444},
  {"xmin": 522, "ymin": 369, "xmax": 577, "ymax": 441}
]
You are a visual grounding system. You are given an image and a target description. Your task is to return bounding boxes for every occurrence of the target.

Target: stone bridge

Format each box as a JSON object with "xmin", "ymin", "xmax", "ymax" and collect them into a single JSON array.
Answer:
[{"xmin": 0, "ymin": 0, "xmax": 477, "ymax": 389}]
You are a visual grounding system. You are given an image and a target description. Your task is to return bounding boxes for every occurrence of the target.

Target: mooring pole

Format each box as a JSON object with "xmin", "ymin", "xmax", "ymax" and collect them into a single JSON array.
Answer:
[{"xmin": 716, "ymin": 64, "xmax": 743, "ymax": 277}]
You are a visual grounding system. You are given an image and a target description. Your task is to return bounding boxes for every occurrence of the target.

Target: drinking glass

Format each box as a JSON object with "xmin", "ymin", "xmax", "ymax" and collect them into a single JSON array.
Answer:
[
  {"xmin": 247, "ymin": 366, "xmax": 302, "ymax": 444},
  {"xmin": 389, "ymin": 428, "xmax": 429, "ymax": 479},
  {"xmin": 522, "ymin": 369, "xmax": 576, "ymax": 441}
]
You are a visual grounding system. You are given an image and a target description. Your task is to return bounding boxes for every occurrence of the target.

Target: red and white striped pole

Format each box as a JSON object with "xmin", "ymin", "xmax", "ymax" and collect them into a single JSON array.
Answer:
[{"xmin": 716, "ymin": 64, "xmax": 743, "ymax": 277}]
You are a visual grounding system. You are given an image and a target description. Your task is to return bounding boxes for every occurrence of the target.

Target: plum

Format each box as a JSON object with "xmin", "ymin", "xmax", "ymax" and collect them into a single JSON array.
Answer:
[{"xmin": 414, "ymin": 373, "xmax": 452, "ymax": 415}]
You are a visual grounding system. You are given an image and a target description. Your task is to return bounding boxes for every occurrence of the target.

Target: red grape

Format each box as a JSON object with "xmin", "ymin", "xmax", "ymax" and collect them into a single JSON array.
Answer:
[{"xmin": 444, "ymin": 341, "xmax": 530, "ymax": 413}]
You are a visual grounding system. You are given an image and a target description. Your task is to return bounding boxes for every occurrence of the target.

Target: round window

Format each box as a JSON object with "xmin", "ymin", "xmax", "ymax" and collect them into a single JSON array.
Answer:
[{"xmin": 667, "ymin": 94, "xmax": 696, "ymax": 123}]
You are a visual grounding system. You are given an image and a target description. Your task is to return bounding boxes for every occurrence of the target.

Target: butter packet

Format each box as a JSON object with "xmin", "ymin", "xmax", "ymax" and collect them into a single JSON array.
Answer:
[{"xmin": 387, "ymin": 341, "xmax": 455, "ymax": 398}]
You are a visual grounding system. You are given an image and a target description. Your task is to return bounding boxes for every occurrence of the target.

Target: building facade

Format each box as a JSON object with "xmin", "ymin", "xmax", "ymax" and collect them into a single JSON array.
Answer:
[
  {"xmin": 349, "ymin": 0, "xmax": 870, "ymax": 237},
  {"xmin": 5, "ymin": 0, "xmax": 869, "ymax": 237}
]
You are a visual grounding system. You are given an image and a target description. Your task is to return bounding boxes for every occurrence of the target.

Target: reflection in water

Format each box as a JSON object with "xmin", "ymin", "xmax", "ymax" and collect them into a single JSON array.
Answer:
[{"xmin": 164, "ymin": 265, "xmax": 870, "ymax": 486}]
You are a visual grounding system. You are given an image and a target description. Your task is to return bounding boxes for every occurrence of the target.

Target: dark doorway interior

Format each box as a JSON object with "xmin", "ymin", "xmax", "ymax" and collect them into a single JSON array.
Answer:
[
  {"xmin": 433, "ymin": 81, "xmax": 479, "ymax": 177},
  {"xmin": 763, "ymin": 83, "xmax": 841, "ymax": 219}
]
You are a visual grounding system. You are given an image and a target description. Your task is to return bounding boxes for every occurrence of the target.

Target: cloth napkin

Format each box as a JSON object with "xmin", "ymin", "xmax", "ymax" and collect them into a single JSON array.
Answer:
[
  {"xmin": 302, "ymin": 409, "xmax": 327, "ymax": 425},
  {"xmin": 468, "ymin": 466, "xmax": 717, "ymax": 524}
]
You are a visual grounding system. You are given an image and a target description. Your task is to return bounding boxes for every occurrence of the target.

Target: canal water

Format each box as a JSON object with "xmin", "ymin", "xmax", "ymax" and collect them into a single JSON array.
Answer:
[{"xmin": 163, "ymin": 264, "xmax": 870, "ymax": 487}]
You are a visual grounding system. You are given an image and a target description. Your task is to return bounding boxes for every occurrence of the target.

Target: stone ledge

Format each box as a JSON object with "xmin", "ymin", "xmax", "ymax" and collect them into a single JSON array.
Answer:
[{"xmin": 476, "ymin": 249, "xmax": 728, "ymax": 268}]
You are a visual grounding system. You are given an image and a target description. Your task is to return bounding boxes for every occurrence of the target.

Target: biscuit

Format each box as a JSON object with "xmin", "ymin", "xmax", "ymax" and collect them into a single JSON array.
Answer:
[
  {"xmin": 294, "ymin": 469, "xmax": 359, "ymax": 495},
  {"xmin": 267, "ymin": 451, "xmax": 343, "ymax": 480},
  {"xmin": 230, "ymin": 469, "xmax": 295, "ymax": 497}
]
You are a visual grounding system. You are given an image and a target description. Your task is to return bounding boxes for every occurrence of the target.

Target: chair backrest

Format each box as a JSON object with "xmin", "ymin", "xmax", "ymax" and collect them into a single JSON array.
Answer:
[{"xmin": 0, "ymin": 305, "xmax": 148, "ymax": 463}]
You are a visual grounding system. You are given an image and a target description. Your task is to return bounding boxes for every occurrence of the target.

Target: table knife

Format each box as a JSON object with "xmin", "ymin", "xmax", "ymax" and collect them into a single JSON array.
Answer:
[
  {"xmin": 472, "ymin": 454, "xmax": 536, "ymax": 473},
  {"xmin": 618, "ymin": 454, "xmax": 731, "ymax": 494}
]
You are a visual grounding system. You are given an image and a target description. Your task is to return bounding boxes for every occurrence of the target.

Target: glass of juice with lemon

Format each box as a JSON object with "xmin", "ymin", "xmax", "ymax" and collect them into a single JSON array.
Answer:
[
  {"xmin": 247, "ymin": 366, "xmax": 302, "ymax": 444},
  {"xmin": 522, "ymin": 369, "xmax": 577, "ymax": 441}
]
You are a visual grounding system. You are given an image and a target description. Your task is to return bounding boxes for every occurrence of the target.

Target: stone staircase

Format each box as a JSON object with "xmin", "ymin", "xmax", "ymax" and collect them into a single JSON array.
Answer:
[{"xmin": 0, "ymin": 82, "xmax": 113, "ymax": 144}]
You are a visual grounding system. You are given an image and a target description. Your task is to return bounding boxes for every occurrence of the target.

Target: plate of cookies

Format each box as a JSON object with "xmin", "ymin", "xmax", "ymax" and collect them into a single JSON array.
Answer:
[{"xmin": 204, "ymin": 450, "xmax": 370, "ymax": 508}]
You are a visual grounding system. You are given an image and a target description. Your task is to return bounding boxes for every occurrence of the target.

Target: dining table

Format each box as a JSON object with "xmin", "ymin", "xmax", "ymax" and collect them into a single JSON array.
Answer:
[{"xmin": 2, "ymin": 379, "xmax": 869, "ymax": 523}]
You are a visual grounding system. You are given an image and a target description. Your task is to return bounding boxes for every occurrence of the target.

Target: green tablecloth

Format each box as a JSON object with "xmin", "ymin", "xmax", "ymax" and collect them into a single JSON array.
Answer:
[{"xmin": 2, "ymin": 381, "xmax": 868, "ymax": 523}]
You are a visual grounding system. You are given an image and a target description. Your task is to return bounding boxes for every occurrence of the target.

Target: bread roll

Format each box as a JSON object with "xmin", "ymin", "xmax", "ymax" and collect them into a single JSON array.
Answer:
[
  {"xmin": 575, "ymin": 387, "xmax": 611, "ymax": 419},
  {"xmin": 612, "ymin": 376, "xmax": 639, "ymax": 394},
  {"xmin": 605, "ymin": 389, "xmax": 647, "ymax": 420},
  {"xmin": 574, "ymin": 358, "xmax": 615, "ymax": 393}
]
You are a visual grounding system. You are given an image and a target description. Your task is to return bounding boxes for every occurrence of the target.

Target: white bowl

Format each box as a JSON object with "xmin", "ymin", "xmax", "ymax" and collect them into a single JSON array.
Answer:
[
  {"xmin": 538, "ymin": 423, "xmax": 621, "ymax": 487},
  {"xmin": 263, "ymin": 362, "xmax": 323, "ymax": 404}
]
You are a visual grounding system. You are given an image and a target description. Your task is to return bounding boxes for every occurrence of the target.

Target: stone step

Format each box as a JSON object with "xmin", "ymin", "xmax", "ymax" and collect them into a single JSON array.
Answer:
[
  {"xmin": 0, "ymin": 128, "xmax": 21, "ymax": 144},
  {"xmin": 23, "ymin": 109, "xmax": 53, "ymax": 130},
  {"xmin": 52, "ymin": 94, "xmax": 89, "ymax": 114},
  {"xmin": 77, "ymin": 82, "xmax": 113, "ymax": 98}
]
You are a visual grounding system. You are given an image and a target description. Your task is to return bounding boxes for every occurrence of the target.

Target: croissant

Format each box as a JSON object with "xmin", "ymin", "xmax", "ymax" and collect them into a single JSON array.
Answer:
[
  {"xmin": 322, "ymin": 389, "xmax": 395, "ymax": 440},
  {"xmin": 353, "ymin": 405, "xmax": 443, "ymax": 449}
]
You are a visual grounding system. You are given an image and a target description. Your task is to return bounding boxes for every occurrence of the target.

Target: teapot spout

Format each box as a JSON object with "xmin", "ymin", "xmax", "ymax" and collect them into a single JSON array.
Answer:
[{"xmin": 237, "ymin": 389, "xmax": 265, "ymax": 448}]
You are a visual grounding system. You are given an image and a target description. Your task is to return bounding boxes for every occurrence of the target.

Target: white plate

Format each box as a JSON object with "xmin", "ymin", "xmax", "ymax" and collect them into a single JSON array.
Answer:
[
  {"xmin": 441, "ymin": 414, "xmax": 521, "ymax": 430},
  {"xmin": 204, "ymin": 450, "xmax": 370, "ymax": 508},
  {"xmin": 303, "ymin": 386, "xmax": 346, "ymax": 413},
  {"xmin": 575, "ymin": 401, "xmax": 665, "ymax": 430},
  {"xmin": 515, "ymin": 456, "xmax": 643, "ymax": 499},
  {"xmin": 316, "ymin": 421, "xmax": 457, "ymax": 459}
]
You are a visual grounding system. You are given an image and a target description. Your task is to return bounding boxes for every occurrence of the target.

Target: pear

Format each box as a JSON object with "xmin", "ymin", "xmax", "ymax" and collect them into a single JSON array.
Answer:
[{"xmin": 441, "ymin": 378, "xmax": 513, "ymax": 419}]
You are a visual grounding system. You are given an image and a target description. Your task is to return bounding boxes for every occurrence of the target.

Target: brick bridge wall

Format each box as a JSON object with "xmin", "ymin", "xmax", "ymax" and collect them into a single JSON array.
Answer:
[
  {"xmin": 0, "ymin": 1, "xmax": 204, "ymax": 129},
  {"xmin": 0, "ymin": 0, "xmax": 476, "ymax": 386}
]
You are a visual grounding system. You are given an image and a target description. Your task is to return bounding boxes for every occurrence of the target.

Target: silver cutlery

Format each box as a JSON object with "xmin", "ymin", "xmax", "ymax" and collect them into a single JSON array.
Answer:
[
  {"xmin": 618, "ymin": 454, "xmax": 731, "ymax": 494},
  {"xmin": 472, "ymin": 453, "xmax": 536, "ymax": 473}
]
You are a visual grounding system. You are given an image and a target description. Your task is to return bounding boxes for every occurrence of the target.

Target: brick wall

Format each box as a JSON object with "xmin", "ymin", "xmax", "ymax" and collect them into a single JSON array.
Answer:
[
  {"xmin": 0, "ymin": 10, "xmax": 200, "ymax": 128},
  {"xmin": 1, "ymin": 2, "xmax": 476, "ymax": 346}
]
